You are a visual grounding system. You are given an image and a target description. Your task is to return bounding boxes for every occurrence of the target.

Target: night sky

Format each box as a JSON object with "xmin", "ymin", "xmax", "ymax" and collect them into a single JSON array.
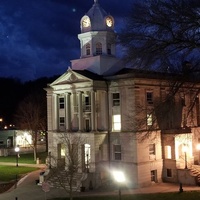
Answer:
[{"xmin": 0, "ymin": 0, "xmax": 133, "ymax": 82}]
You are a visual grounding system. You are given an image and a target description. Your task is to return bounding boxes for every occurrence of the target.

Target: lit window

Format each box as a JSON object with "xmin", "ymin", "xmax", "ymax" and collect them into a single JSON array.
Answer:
[
  {"xmin": 112, "ymin": 93, "xmax": 120, "ymax": 106},
  {"xmin": 85, "ymin": 144, "xmax": 90, "ymax": 171},
  {"xmin": 96, "ymin": 42, "xmax": 102, "ymax": 55},
  {"xmin": 113, "ymin": 115, "xmax": 121, "ymax": 131},
  {"xmin": 61, "ymin": 144, "xmax": 65, "ymax": 157},
  {"xmin": 149, "ymin": 143, "xmax": 155, "ymax": 155},
  {"xmin": 59, "ymin": 117, "xmax": 65, "ymax": 126},
  {"xmin": 114, "ymin": 145, "xmax": 121, "ymax": 160},
  {"xmin": 146, "ymin": 91, "xmax": 153, "ymax": 104},
  {"xmin": 86, "ymin": 43, "xmax": 90, "ymax": 55},
  {"xmin": 147, "ymin": 113, "xmax": 153, "ymax": 126},
  {"xmin": 165, "ymin": 146, "xmax": 172, "ymax": 159},
  {"xmin": 59, "ymin": 97, "xmax": 65, "ymax": 109}
]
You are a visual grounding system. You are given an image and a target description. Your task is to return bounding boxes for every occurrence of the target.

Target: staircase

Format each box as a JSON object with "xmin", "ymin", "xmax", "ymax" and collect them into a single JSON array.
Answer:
[
  {"xmin": 190, "ymin": 165, "xmax": 200, "ymax": 186},
  {"xmin": 44, "ymin": 168, "xmax": 88, "ymax": 192}
]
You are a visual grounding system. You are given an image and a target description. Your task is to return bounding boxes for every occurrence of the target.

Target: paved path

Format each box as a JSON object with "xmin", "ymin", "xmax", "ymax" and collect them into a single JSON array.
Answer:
[{"xmin": 0, "ymin": 162, "xmax": 200, "ymax": 199}]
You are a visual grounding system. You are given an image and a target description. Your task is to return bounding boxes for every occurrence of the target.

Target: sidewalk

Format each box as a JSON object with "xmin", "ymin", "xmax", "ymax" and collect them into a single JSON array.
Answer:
[{"xmin": 0, "ymin": 162, "xmax": 200, "ymax": 200}]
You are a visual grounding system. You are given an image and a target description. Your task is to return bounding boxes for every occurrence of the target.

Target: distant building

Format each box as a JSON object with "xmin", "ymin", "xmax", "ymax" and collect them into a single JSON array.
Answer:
[{"xmin": 46, "ymin": 0, "xmax": 200, "ymax": 189}]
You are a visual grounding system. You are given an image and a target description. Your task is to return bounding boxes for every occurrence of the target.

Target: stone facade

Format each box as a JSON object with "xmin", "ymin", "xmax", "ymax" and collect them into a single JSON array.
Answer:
[{"xmin": 45, "ymin": 0, "xmax": 200, "ymax": 190}]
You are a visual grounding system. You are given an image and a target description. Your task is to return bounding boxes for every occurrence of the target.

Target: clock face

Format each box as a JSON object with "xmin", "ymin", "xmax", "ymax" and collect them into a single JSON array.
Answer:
[
  {"xmin": 82, "ymin": 17, "xmax": 91, "ymax": 28},
  {"xmin": 106, "ymin": 17, "xmax": 113, "ymax": 27}
]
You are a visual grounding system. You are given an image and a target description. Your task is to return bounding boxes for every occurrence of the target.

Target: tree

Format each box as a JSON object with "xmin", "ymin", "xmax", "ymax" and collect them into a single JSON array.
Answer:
[
  {"xmin": 46, "ymin": 133, "xmax": 86, "ymax": 200},
  {"xmin": 118, "ymin": 0, "xmax": 200, "ymax": 142},
  {"xmin": 15, "ymin": 92, "xmax": 47, "ymax": 161},
  {"xmin": 119, "ymin": 0, "xmax": 200, "ymax": 72}
]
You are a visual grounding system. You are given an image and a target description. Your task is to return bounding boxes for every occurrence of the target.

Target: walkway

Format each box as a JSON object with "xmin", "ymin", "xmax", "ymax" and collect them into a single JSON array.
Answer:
[{"xmin": 0, "ymin": 162, "xmax": 200, "ymax": 199}]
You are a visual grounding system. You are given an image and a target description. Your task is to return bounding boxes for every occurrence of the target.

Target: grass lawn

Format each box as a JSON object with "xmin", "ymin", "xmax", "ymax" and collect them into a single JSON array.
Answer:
[
  {"xmin": 0, "ymin": 165, "xmax": 38, "ymax": 181},
  {"xmin": 49, "ymin": 191, "xmax": 200, "ymax": 200},
  {"xmin": 0, "ymin": 152, "xmax": 48, "ymax": 164}
]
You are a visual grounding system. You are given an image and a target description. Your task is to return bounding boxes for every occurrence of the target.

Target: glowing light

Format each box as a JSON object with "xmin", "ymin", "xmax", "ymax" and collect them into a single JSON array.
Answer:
[
  {"xmin": 15, "ymin": 146, "xmax": 20, "ymax": 153},
  {"xmin": 112, "ymin": 170, "xmax": 125, "ymax": 183},
  {"xmin": 182, "ymin": 144, "xmax": 188, "ymax": 153}
]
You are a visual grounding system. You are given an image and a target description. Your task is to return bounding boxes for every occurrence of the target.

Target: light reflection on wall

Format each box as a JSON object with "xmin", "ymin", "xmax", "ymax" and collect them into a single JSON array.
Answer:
[
  {"xmin": 16, "ymin": 132, "xmax": 32, "ymax": 147},
  {"xmin": 175, "ymin": 134, "xmax": 192, "ymax": 160}
]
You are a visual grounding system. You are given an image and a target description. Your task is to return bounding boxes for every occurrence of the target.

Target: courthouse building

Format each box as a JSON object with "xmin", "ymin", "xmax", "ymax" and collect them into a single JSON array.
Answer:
[{"xmin": 46, "ymin": 0, "xmax": 200, "ymax": 189}]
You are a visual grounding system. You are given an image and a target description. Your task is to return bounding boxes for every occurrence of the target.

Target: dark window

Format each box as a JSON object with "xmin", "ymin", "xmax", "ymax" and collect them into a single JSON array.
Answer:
[
  {"xmin": 167, "ymin": 169, "xmax": 172, "ymax": 177},
  {"xmin": 146, "ymin": 92, "xmax": 153, "ymax": 104},
  {"xmin": 114, "ymin": 145, "xmax": 121, "ymax": 160},
  {"xmin": 59, "ymin": 117, "xmax": 65, "ymax": 126},
  {"xmin": 59, "ymin": 97, "xmax": 64, "ymax": 109},
  {"xmin": 85, "ymin": 96, "xmax": 90, "ymax": 105},
  {"xmin": 112, "ymin": 93, "xmax": 120, "ymax": 106},
  {"xmin": 96, "ymin": 42, "xmax": 102, "ymax": 55},
  {"xmin": 85, "ymin": 119, "xmax": 90, "ymax": 132},
  {"xmin": 86, "ymin": 43, "xmax": 90, "ymax": 55},
  {"xmin": 84, "ymin": 96, "xmax": 91, "ymax": 112},
  {"xmin": 107, "ymin": 43, "xmax": 111, "ymax": 55}
]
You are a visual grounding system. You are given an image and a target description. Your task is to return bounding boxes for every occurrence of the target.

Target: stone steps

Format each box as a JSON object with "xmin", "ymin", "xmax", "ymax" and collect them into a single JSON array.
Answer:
[{"xmin": 45, "ymin": 168, "xmax": 86, "ymax": 192}]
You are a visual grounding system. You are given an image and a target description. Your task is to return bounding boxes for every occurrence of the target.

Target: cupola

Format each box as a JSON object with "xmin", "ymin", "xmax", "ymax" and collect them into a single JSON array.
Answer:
[{"xmin": 80, "ymin": 0, "xmax": 114, "ymax": 33}]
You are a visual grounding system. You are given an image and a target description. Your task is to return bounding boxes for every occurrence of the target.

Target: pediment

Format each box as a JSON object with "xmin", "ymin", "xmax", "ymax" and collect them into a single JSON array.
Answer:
[{"xmin": 50, "ymin": 68, "xmax": 92, "ymax": 87}]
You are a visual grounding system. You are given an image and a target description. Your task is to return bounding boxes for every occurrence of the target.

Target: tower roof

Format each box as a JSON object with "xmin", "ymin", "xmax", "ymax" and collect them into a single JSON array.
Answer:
[{"xmin": 80, "ymin": 0, "xmax": 114, "ymax": 32}]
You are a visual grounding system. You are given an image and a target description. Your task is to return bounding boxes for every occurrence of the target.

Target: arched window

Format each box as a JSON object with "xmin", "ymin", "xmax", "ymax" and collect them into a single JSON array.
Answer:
[
  {"xmin": 86, "ymin": 43, "xmax": 90, "ymax": 55},
  {"xmin": 96, "ymin": 42, "xmax": 102, "ymax": 55},
  {"xmin": 107, "ymin": 43, "xmax": 111, "ymax": 55}
]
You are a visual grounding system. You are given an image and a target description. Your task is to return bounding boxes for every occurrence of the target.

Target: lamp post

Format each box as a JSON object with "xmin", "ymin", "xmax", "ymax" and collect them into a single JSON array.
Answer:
[
  {"xmin": 113, "ymin": 171, "xmax": 125, "ymax": 200},
  {"xmin": 15, "ymin": 146, "xmax": 20, "ymax": 167},
  {"xmin": 182, "ymin": 144, "xmax": 188, "ymax": 169}
]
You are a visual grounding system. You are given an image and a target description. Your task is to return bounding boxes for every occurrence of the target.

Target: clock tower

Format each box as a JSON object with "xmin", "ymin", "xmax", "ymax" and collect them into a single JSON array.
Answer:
[{"xmin": 71, "ymin": 0, "xmax": 124, "ymax": 75}]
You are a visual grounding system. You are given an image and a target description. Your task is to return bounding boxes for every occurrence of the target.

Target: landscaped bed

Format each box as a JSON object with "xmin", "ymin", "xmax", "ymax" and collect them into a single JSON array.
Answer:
[{"xmin": 0, "ymin": 165, "xmax": 38, "ymax": 193}]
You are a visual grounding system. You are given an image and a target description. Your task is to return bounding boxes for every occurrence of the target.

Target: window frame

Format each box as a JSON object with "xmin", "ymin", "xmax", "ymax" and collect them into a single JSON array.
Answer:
[
  {"xmin": 59, "ymin": 117, "xmax": 65, "ymax": 127},
  {"xmin": 113, "ymin": 144, "xmax": 121, "ymax": 160},
  {"xmin": 166, "ymin": 168, "xmax": 172, "ymax": 178},
  {"xmin": 147, "ymin": 113, "xmax": 153, "ymax": 126},
  {"xmin": 112, "ymin": 93, "xmax": 120, "ymax": 106},
  {"xmin": 149, "ymin": 143, "xmax": 156, "ymax": 155},
  {"xmin": 86, "ymin": 43, "xmax": 91, "ymax": 55},
  {"xmin": 112, "ymin": 114, "xmax": 121, "ymax": 131},
  {"xmin": 96, "ymin": 42, "xmax": 102, "ymax": 55},
  {"xmin": 146, "ymin": 91, "xmax": 153, "ymax": 104},
  {"xmin": 59, "ymin": 97, "xmax": 65, "ymax": 109}
]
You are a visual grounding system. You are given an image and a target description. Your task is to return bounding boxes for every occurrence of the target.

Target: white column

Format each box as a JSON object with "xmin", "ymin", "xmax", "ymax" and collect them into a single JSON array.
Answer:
[
  {"xmin": 78, "ymin": 91, "xmax": 83, "ymax": 131},
  {"xmin": 46, "ymin": 93, "xmax": 53, "ymax": 131},
  {"xmin": 91, "ymin": 91, "xmax": 96, "ymax": 131},
  {"xmin": 52, "ymin": 94, "xmax": 58, "ymax": 130},
  {"xmin": 65, "ymin": 93, "xmax": 71, "ymax": 131}
]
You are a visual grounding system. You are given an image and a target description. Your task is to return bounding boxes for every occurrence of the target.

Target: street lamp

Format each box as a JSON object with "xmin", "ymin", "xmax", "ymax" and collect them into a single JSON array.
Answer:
[
  {"xmin": 112, "ymin": 171, "xmax": 125, "ymax": 200},
  {"xmin": 182, "ymin": 144, "xmax": 188, "ymax": 169},
  {"xmin": 15, "ymin": 146, "xmax": 20, "ymax": 167}
]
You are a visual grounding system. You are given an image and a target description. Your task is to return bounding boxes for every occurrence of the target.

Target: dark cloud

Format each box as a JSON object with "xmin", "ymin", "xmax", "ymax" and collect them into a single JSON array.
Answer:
[{"xmin": 0, "ymin": 0, "xmax": 132, "ymax": 82}]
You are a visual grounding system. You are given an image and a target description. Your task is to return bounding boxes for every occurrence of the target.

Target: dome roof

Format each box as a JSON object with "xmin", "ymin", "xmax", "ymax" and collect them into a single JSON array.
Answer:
[{"xmin": 80, "ymin": 0, "xmax": 114, "ymax": 32}]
